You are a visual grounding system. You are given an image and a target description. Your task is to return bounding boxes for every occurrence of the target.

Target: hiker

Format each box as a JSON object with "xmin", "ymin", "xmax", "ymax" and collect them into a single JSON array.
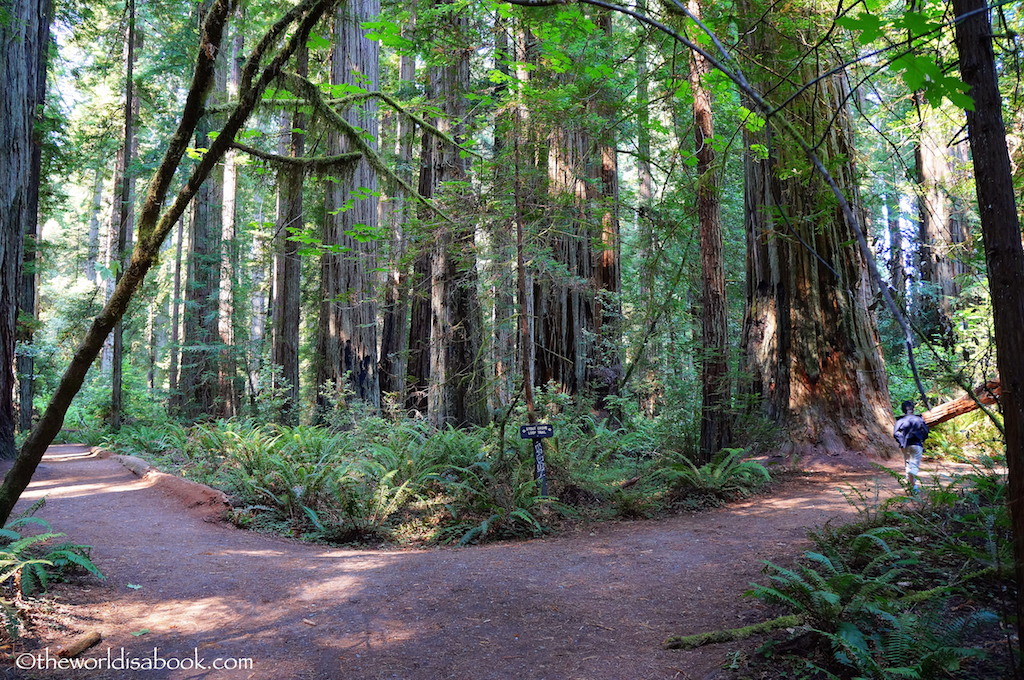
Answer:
[{"xmin": 893, "ymin": 400, "xmax": 929, "ymax": 492}]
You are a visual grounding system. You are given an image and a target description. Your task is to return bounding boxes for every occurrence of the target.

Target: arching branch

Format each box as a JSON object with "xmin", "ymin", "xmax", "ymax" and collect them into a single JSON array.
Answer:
[{"xmin": 231, "ymin": 142, "xmax": 361, "ymax": 172}]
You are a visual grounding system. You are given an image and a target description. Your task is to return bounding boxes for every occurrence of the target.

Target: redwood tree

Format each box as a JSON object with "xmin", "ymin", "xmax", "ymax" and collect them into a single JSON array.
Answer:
[
  {"xmin": 1, "ymin": 0, "xmax": 52, "ymax": 457},
  {"xmin": 316, "ymin": 0, "xmax": 381, "ymax": 411},
  {"xmin": 740, "ymin": 4, "xmax": 893, "ymax": 459},
  {"xmin": 952, "ymin": 0, "xmax": 1024, "ymax": 652},
  {"xmin": 690, "ymin": 0, "xmax": 730, "ymax": 462}
]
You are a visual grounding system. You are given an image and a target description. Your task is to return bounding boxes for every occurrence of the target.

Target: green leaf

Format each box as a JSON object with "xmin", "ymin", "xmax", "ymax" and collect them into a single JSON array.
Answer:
[
  {"xmin": 750, "ymin": 143, "xmax": 770, "ymax": 160},
  {"xmin": 898, "ymin": 11, "xmax": 940, "ymax": 38},
  {"xmin": 131, "ymin": 629, "xmax": 150, "ymax": 636},
  {"xmin": 837, "ymin": 621, "xmax": 870, "ymax": 655},
  {"xmin": 948, "ymin": 91, "xmax": 975, "ymax": 111},
  {"xmin": 835, "ymin": 12, "xmax": 883, "ymax": 44},
  {"xmin": 306, "ymin": 33, "xmax": 330, "ymax": 50}
]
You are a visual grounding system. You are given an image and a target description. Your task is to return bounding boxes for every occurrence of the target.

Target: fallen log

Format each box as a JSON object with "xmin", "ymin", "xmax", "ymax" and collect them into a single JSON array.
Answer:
[
  {"xmin": 663, "ymin": 614, "xmax": 804, "ymax": 649},
  {"xmin": 922, "ymin": 380, "xmax": 1000, "ymax": 426},
  {"xmin": 57, "ymin": 631, "xmax": 102, "ymax": 658}
]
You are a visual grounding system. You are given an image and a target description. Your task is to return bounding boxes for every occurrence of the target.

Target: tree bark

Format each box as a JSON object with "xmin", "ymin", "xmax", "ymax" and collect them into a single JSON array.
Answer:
[
  {"xmin": 84, "ymin": 169, "xmax": 105, "ymax": 285},
  {"xmin": 179, "ymin": 1, "xmax": 226, "ymax": 421},
  {"xmin": 316, "ymin": 0, "xmax": 381, "ymax": 412},
  {"xmin": 15, "ymin": 0, "xmax": 52, "ymax": 434},
  {"xmin": 952, "ymin": 0, "xmax": 1024, "ymax": 655},
  {"xmin": 885, "ymin": 188, "xmax": 905, "ymax": 302},
  {"xmin": 418, "ymin": 2, "xmax": 486, "ymax": 428},
  {"xmin": 914, "ymin": 97, "xmax": 968, "ymax": 342},
  {"xmin": 111, "ymin": 0, "xmax": 140, "ymax": 430},
  {"xmin": 378, "ymin": 28, "xmax": 416, "ymax": 404},
  {"xmin": 690, "ymin": 0, "xmax": 730, "ymax": 463},
  {"xmin": 167, "ymin": 215, "xmax": 187, "ymax": 408},
  {"xmin": 218, "ymin": 9, "xmax": 245, "ymax": 417},
  {"xmin": 271, "ymin": 49, "xmax": 306, "ymax": 425},
  {"xmin": 740, "ymin": 9, "xmax": 892, "ymax": 460},
  {"xmin": 1, "ymin": 0, "xmax": 52, "ymax": 458}
]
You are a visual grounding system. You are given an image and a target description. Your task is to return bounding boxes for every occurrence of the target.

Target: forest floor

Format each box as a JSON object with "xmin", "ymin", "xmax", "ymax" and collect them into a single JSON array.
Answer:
[{"xmin": 2, "ymin": 445, "xmax": 933, "ymax": 680}]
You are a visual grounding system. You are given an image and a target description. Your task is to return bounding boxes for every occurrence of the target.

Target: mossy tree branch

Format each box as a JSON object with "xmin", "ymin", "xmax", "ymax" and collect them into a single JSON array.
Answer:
[
  {"xmin": 663, "ymin": 614, "xmax": 805, "ymax": 649},
  {"xmin": 281, "ymin": 72, "xmax": 459, "ymax": 223},
  {"xmin": 231, "ymin": 141, "xmax": 362, "ymax": 173}
]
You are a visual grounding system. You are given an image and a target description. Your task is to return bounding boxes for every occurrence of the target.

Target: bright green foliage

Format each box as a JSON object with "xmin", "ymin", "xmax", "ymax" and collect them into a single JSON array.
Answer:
[
  {"xmin": 0, "ymin": 507, "xmax": 103, "ymax": 640},
  {"xmin": 747, "ymin": 461, "xmax": 1011, "ymax": 678},
  {"xmin": 101, "ymin": 410, "xmax": 778, "ymax": 546},
  {"xmin": 658, "ymin": 448, "xmax": 771, "ymax": 503}
]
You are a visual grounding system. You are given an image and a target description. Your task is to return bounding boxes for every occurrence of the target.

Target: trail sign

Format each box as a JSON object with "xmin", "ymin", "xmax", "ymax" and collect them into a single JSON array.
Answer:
[
  {"xmin": 519, "ymin": 423, "xmax": 553, "ymax": 496},
  {"xmin": 519, "ymin": 423, "xmax": 553, "ymax": 439}
]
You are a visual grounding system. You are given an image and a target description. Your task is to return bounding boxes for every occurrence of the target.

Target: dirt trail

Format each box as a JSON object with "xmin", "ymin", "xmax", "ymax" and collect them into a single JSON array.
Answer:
[{"xmin": 6, "ymin": 447, "xmax": 908, "ymax": 680}]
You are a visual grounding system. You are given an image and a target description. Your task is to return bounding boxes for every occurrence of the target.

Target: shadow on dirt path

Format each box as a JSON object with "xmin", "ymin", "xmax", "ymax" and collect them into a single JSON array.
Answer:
[{"xmin": 5, "ymin": 447, "xmax": 917, "ymax": 680}]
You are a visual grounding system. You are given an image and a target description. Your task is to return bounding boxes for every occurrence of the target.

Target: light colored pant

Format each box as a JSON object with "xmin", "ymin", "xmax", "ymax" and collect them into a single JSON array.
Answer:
[{"xmin": 902, "ymin": 444, "xmax": 923, "ymax": 477}]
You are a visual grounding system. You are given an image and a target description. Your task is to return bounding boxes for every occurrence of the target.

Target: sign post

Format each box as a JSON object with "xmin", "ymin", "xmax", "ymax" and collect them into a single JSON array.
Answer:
[{"xmin": 519, "ymin": 423, "xmax": 553, "ymax": 496}]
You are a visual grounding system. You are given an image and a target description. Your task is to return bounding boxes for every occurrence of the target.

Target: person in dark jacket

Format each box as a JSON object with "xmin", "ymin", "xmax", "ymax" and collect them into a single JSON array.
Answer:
[{"xmin": 893, "ymin": 400, "xmax": 929, "ymax": 492}]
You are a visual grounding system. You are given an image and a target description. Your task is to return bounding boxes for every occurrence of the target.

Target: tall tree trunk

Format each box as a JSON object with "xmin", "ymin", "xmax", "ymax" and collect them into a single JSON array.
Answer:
[
  {"xmin": 635, "ymin": 0, "xmax": 661, "ymax": 418},
  {"xmin": 690, "ymin": 0, "xmax": 730, "ymax": 463},
  {"xmin": 488, "ymin": 16, "xmax": 516, "ymax": 411},
  {"xmin": 15, "ymin": 0, "xmax": 51, "ymax": 434},
  {"xmin": 271, "ymin": 50, "xmax": 306, "ymax": 425},
  {"xmin": 111, "ymin": 0, "xmax": 140, "ymax": 430},
  {"xmin": 590, "ymin": 10, "xmax": 622, "ymax": 415},
  {"xmin": 740, "ymin": 9, "xmax": 892, "ymax": 460},
  {"xmin": 246, "ymin": 198, "xmax": 272, "ymax": 409},
  {"xmin": 218, "ymin": 10, "xmax": 244, "ymax": 417},
  {"xmin": 167, "ymin": 215, "xmax": 186, "ymax": 408},
  {"xmin": 84, "ymin": 169, "xmax": 105, "ymax": 285},
  {"xmin": 379, "ymin": 33, "xmax": 416, "ymax": 405},
  {"xmin": 1, "ymin": 0, "xmax": 52, "ymax": 458},
  {"xmin": 952, "ymin": 0, "xmax": 1024, "ymax": 656},
  {"xmin": 885, "ymin": 187, "xmax": 906, "ymax": 302},
  {"xmin": 316, "ymin": 0, "xmax": 381, "ymax": 412},
  {"xmin": 414, "ymin": 2, "xmax": 487, "ymax": 428},
  {"xmin": 179, "ymin": 2, "xmax": 225, "ymax": 420},
  {"xmin": 914, "ymin": 97, "xmax": 968, "ymax": 342}
]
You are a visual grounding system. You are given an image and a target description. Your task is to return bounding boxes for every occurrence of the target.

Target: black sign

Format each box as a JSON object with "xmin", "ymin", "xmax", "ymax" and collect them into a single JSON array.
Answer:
[
  {"xmin": 519, "ymin": 423, "xmax": 554, "ymax": 439},
  {"xmin": 533, "ymin": 439, "xmax": 547, "ymax": 497}
]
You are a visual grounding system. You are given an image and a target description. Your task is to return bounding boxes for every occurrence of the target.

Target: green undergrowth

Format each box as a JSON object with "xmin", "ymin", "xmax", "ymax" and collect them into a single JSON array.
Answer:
[
  {"xmin": 99, "ymin": 411, "xmax": 771, "ymax": 547},
  {"xmin": 0, "ymin": 499, "xmax": 104, "ymax": 641},
  {"xmin": 729, "ymin": 457, "xmax": 1016, "ymax": 679}
]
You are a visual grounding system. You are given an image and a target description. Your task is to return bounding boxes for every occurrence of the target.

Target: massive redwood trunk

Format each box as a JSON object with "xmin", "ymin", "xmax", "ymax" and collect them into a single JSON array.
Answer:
[
  {"xmin": 740, "ymin": 9, "xmax": 892, "ymax": 460},
  {"xmin": 316, "ymin": 0, "xmax": 381, "ymax": 411},
  {"xmin": 1, "ymin": 0, "xmax": 52, "ymax": 458}
]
